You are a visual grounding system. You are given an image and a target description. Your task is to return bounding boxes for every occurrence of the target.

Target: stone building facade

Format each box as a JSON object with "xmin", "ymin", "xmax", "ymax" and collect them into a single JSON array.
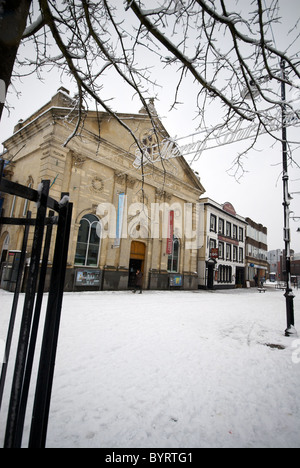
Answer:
[{"xmin": 0, "ymin": 89, "xmax": 205, "ymax": 291}]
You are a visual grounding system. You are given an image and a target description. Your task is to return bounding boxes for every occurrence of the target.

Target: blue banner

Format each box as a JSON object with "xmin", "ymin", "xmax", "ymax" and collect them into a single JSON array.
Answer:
[{"xmin": 115, "ymin": 193, "xmax": 125, "ymax": 247}]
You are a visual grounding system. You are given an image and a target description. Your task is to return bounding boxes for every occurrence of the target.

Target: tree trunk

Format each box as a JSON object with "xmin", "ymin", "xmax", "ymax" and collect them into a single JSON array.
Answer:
[{"xmin": 0, "ymin": 0, "xmax": 33, "ymax": 122}]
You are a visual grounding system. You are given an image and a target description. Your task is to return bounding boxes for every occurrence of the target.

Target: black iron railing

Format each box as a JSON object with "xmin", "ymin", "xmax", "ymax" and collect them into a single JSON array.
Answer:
[{"xmin": 0, "ymin": 161, "xmax": 73, "ymax": 448}]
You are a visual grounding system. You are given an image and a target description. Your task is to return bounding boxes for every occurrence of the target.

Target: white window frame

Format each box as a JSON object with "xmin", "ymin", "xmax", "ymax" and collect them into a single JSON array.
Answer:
[{"xmin": 75, "ymin": 214, "xmax": 101, "ymax": 267}]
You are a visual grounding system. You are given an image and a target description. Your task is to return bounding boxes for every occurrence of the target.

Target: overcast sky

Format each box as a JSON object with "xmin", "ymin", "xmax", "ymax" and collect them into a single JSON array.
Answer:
[{"xmin": 0, "ymin": 0, "xmax": 299, "ymax": 252}]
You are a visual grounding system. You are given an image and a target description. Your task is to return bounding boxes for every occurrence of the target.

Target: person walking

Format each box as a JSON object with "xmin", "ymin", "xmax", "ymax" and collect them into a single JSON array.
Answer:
[{"xmin": 133, "ymin": 269, "xmax": 143, "ymax": 294}]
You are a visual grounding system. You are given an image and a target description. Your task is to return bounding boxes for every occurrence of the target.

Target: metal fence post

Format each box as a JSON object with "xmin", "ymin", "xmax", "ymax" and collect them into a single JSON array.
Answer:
[
  {"xmin": 4, "ymin": 180, "xmax": 50, "ymax": 448},
  {"xmin": 13, "ymin": 211, "xmax": 55, "ymax": 448},
  {"xmin": 29, "ymin": 196, "xmax": 73, "ymax": 448},
  {"xmin": 0, "ymin": 177, "xmax": 72, "ymax": 449},
  {"xmin": 0, "ymin": 211, "xmax": 31, "ymax": 411}
]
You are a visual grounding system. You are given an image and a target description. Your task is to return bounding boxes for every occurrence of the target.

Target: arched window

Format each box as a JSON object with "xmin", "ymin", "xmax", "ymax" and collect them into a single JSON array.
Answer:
[
  {"xmin": 218, "ymin": 265, "xmax": 232, "ymax": 283},
  {"xmin": 75, "ymin": 214, "xmax": 101, "ymax": 267},
  {"xmin": 168, "ymin": 237, "xmax": 180, "ymax": 273}
]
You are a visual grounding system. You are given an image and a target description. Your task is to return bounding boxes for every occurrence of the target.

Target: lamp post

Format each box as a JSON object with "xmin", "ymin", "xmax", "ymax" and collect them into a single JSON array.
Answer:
[
  {"xmin": 242, "ymin": 61, "xmax": 297, "ymax": 336},
  {"xmin": 280, "ymin": 60, "xmax": 297, "ymax": 337}
]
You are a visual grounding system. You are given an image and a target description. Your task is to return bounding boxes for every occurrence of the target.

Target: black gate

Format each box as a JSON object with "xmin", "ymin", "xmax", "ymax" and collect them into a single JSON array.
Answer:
[{"xmin": 0, "ymin": 160, "xmax": 73, "ymax": 448}]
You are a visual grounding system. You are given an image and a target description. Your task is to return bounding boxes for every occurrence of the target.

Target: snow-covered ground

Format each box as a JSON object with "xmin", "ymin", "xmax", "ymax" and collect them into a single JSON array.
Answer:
[{"xmin": 0, "ymin": 286, "xmax": 300, "ymax": 448}]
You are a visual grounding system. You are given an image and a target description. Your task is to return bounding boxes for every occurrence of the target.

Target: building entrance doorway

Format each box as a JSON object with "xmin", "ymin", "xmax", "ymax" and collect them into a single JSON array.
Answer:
[
  {"xmin": 236, "ymin": 267, "xmax": 245, "ymax": 288},
  {"xmin": 128, "ymin": 241, "xmax": 146, "ymax": 289},
  {"xmin": 206, "ymin": 259, "xmax": 216, "ymax": 290},
  {"xmin": 0, "ymin": 233, "xmax": 10, "ymax": 266}
]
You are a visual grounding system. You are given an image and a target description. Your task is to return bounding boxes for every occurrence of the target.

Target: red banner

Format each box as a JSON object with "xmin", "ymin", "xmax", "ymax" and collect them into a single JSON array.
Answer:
[{"xmin": 166, "ymin": 210, "xmax": 174, "ymax": 255}]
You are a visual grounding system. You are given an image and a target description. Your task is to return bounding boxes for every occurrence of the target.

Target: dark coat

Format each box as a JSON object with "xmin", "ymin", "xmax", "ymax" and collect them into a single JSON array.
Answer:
[{"xmin": 136, "ymin": 271, "xmax": 143, "ymax": 287}]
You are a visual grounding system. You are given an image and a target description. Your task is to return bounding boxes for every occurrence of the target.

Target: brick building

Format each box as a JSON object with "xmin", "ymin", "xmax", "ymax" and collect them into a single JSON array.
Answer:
[{"xmin": 245, "ymin": 218, "xmax": 269, "ymax": 285}]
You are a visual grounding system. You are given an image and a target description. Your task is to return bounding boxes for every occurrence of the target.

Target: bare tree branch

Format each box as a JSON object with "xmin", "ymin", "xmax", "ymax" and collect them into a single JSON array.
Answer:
[
  {"xmin": 22, "ymin": 12, "xmax": 45, "ymax": 38},
  {"xmin": 0, "ymin": 0, "xmax": 299, "ymax": 182}
]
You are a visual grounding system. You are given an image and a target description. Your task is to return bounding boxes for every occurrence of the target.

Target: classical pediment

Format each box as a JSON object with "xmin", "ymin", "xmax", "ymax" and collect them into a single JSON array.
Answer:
[{"xmin": 84, "ymin": 110, "xmax": 205, "ymax": 196}]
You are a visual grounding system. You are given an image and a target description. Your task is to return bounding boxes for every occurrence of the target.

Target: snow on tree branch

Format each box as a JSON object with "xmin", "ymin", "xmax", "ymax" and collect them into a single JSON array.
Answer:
[{"xmin": 1, "ymin": 0, "xmax": 300, "ymax": 181}]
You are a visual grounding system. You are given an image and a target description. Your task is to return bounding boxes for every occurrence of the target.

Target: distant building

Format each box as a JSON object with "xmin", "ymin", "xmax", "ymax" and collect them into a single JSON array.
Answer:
[
  {"xmin": 267, "ymin": 249, "xmax": 282, "ymax": 281},
  {"xmin": 245, "ymin": 218, "xmax": 269, "ymax": 285},
  {"xmin": 291, "ymin": 253, "xmax": 300, "ymax": 281},
  {"xmin": 279, "ymin": 250, "xmax": 300, "ymax": 283},
  {"xmin": 198, "ymin": 199, "xmax": 247, "ymax": 289}
]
